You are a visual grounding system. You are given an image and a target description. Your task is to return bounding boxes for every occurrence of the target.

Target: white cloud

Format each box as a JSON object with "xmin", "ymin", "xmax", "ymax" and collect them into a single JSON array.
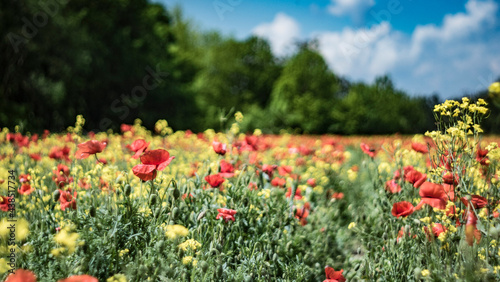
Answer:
[
  {"xmin": 327, "ymin": 0, "xmax": 375, "ymax": 23},
  {"xmin": 316, "ymin": 0, "xmax": 500, "ymax": 98},
  {"xmin": 252, "ymin": 13, "xmax": 300, "ymax": 56}
]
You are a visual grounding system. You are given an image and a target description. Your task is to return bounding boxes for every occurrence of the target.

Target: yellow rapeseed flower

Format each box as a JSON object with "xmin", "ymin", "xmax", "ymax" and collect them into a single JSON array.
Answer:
[
  {"xmin": 107, "ymin": 274, "xmax": 128, "ymax": 282},
  {"xmin": 178, "ymin": 239, "xmax": 201, "ymax": 251},
  {"xmin": 164, "ymin": 225, "xmax": 189, "ymax": 240}
]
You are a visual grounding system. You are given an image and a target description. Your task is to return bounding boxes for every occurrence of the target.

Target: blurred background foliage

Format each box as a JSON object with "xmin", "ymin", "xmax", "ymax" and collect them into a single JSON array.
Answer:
[{"xmin": 1, "ymin": 0, "xmax": 499, "ymax": 134}]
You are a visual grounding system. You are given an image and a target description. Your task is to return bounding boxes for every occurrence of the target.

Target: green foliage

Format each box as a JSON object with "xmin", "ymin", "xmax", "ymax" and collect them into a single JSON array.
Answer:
[{"xmin": 268, "ymin": 47, "xmax": 340, "ymax": 134}]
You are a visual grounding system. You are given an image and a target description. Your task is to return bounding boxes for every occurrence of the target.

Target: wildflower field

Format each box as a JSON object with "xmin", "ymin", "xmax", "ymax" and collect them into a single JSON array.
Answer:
[{"xmin": 3, "ymin": 97, "xmax": 500, "ymax": 281}]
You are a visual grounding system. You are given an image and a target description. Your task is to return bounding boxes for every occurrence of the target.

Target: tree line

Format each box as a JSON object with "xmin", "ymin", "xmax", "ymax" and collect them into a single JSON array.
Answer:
[{"xmin": 1, "ymin": 0, "xmax": 498, "ymax": 134}]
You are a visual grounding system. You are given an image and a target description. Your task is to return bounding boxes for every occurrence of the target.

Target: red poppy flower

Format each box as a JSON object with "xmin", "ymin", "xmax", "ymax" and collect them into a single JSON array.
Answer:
[
  {"xmin": 75, "ymin": 140, "xmax": 107, "ymax": 159},
  {"xmin": 261, "ymin": 164, "xmax": 277, "ymax": 178},
  {"xmin": 442, "ymin": 172, "xmax": 459, "ymax": 186},
  {"xmin": 391, "ymin": 201, "xmax": 414, "ymax": 218},
  {"xmin": 307, "ymin": 178, "xmax": 316, "ymax": 187},
  {"xmin": 295, "ymin": 204, "xmax": 310, "ymax": 226},
  {"xmin": 278, "ymin": 165, "xmax": 293, "ymax": 176},
  {"xmin": 212, "ymin": 141, "xmax": 227, "ymax": 155},
  {"xmin": 219, "ymin": 160, "xmax": 235, "ymax": 178},
  {"xmin": 415, "ymin": 182, "xmax": 454, "ymax": 210},
  {"xmin": 18, "ymin": 183, "xmax": 34, "ymax": 195},
  {"xmin": 460, "ymin": 195, "xmax": 488, "ymax": 209},
  {"xmin": 59, "ymin": 189, "xmax": 77, "ymax": 211},
  {"xmin": 205, "ymin": 174, "xmax": 226, "ymax": 189},
  {"xmin": 127, "ymin": 139, "xmax": 149, "ymax": 159},
  {"xmin": 411, "ymin": 142, "xmax": 428, "ymax": 154},
  {"xmin": 78, "ymin": 178, "xmax": 91, "ymax": 189},
  {"xmin": 385, "ymin": 179, "xmax": 401, "ymax": 193},
  {"xmin": 132, "ymin": 149, "xmax": 175, "ymax": 181},
  {"xmin": 332, "ymin": 192, "xmax": 344, "ymax": 199},
  {"xmin": 404, "ymin": 169, "xmax": 427, "ymax": 188},
  {"xmin": 424, "ymin": 223, "xmax": 447, "ymax": 241},
  {"xmin": 29, "ymin": 153, "xmax": 41, "ymax": 161},
  {"xmin": 476, "ymin": 146, "xmax": 489, "ymax": 166},
  {"xmin": 271, "ymin": 177, "xmax": 286, "ymax": 187},
  {"xmin": 120, "ymin": 124, "xmax": 134, "ymax": 133},
  {"xmin": 360, "ymin": 143, "xmax": 376, "ymax": 158},
  {"xmin": 19, "ymin": 173, "xmax": 31, "ymax": 183},
  {"xmin": 248, "ymin": 182, "xmax": 258, "ymax": 190},
  {"xmin": 286, "ymin": 187, "xmax": 303, "ymax": 200},
  {"xmin": 49, "ymin": 146, "xmax": 71, "ymax": 162},
  {"xmin": 4, "ymin": 269, "xmax": 37, "ymax": 282},
  {"xmin": 0, "ymin": 196, "xmax": 11, "ymax": 211},
  {"xmin": 57, "ymin": 275, "xmax": 98, "ymax": 282},
  {"xmin": 324, "ymin": 266, "xmax": 346, "ymax": 282},
  {"xmin": 216, "ymin": 208, "xmax": 237, "ymax": 222},
  {"xmin": 465, "ymin": 210, "xmax": 481, "ymax": 246}
]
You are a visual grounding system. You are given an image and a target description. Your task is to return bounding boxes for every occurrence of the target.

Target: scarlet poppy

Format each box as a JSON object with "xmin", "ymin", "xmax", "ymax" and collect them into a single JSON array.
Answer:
[
  {"xmin": 205, "ymin": 174, "xmax": 225, "ymax": 189},
  {"xmin": 212, "ymin": 141, "xmax": 227, "ymax": 155},
  {"xmin": 360, "ymin": 143, "xmax": 376, "ymax": 158},
  {"xmin": 424, "ymin": 223, "xmax": 447, "ymax": 241},
  {"xmin": 324, "ymin": 266, "xmax": 346, "ymax": 282},
  {"xmin": 286, "ymin": 187, "xmax": 302, "ymax": 200},
  {"xmin": 57, "ymin": 275, "xmax": 98, "ymax": 282},
  {"xmin": 411, "ymin": 142, "xmax": 428, "ymax": 154},
  {"xmin": 261, "ymin": 164, "xmax": 277, "ymax": 178},
  {"xmin": 219, "ymin": 160, "xmax": 235, "ymax": 178},
  {"xmin": 460, "ymin": 195, "xmax": 488, "ymax": 209},
  {"xmin": 332, "ymin": 192, "xmax": 344, "ymax": 199},
  {"xmin": 278, "ymin": 165, "xmax": 293, "ymax": 176},
  {"xmin": 216, "ymin": 208, "xmax": 237, "ymax": 222},
  {"xmin": 59, "ymin": 189, "xmax": 77, "ymax": 211},
  {"xmin": 442, "ymin": 172, "xmax": 459, "ymax": 186},
  {"xmin": 248, "ymin": 182, "xmax": 258, "ymax": 190},
  {"xmin": 307, "ymin": 178, "xmax": 316, "ymax": 187},
  {"xmin": 49, "ymin": 146, "xmax": 71, "ymax": 162},
  {"xmin": 75, "ymin": 140, "xmax": 107, "ymax": 159},
  {"xmin": 127, "ymin": 139, "xmax": 149, "ymax": 159},
  {"xmin": 271, "ymin": 177, "xmax": 286, "ymax": 187},
  {"xmin": 120, "ymin": 124, "xmax": 134, "ymax": 133},
  {"xmin": 0, "ymin": 196, "xmax": 11, "ymax": 211},
  {"xmin": 415, "ymin": 182, "xmax": 454, "ymax": 210},
  {"xmin": 465, "ymin": 210, "xmax": 481, "ymax": 246},
  {"xmin": 4, "ymin": 269, "xmax": 37, "ymax": 282},
  {"xmin": 29, "ymin": 153, "xmax": 41, "ymax": 161},
  {"xmin": 404, "ymin": 169, "xmax": 427, "ymax": 188},
  {"xmin": 391, "ymin": 201, "xmax": 414, "ymax": 218},
  {"xmin": 18, "ymin": 183, "xmax": 35, "ymax": 195},
  {"xmin": 295, "ymin": 203, "xmax": 310, "ymax": 226},
  {"xmin": 385, "ymin": 179, "xmax": 401, "ymax": 193},
  {"xmin": 19, "ymin": 173, "xmax": 31, "ymax": 183},
  {"xmin": 132, "ymin": 149, "xmax": 175, "ymax": 181},
  {"xmin": 476, "ymin": 146, "xmax": 489, "ymax": 166}
]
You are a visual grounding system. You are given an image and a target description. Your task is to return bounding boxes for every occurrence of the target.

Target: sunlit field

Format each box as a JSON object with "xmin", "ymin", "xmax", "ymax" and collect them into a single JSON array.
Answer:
[{"xmin": 3, "ymin": 98, "xmax": 500, "ymax": 281}]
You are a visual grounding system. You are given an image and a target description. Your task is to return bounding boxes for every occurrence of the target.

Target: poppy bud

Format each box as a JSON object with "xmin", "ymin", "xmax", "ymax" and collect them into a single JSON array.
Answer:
[
  {"xmin": 216, "ymin": 264, "xmax": 223, "ymax": 278},
  {"xmin": 414, "ymin": 267, "xmax": 422, "ymax": 280},
  {"xmin": 156, "ymin": 240, "xmax": 165, "ymax": 252},
  {"xmin": 52, "ymin": 190, "xmax": 60, "ymax": 202},
  {"xmin": 124, "ymin": 184, "xmax": 132, "ymax": 197},
  {"xmin": 173, "ymin": 188, "xmax": 180, "ymax": 199},
  {"xmin": 197, "ymin": 210, "xmax": 207, "ymax": 221},
  {"xmin": 285, "ymin": 241, "xmax": 293, "ymax": 253},
  {"xmin": 89, "ymin": 206, "xmax": 96, "ymax": 217},
  {"xmin": 171, "ymin": 207, "xmax": 179, "ymax": 220},
  {"xmin": 199, "ymin": 261, "xmax": 209, "ymax": 272},
  {"xmin": 243, "ymin": 274, "xmax": 253, "ymax": 282},
  {"xmin": 150, "ymin": 194, "xmax": 157, "ymax": 206}
]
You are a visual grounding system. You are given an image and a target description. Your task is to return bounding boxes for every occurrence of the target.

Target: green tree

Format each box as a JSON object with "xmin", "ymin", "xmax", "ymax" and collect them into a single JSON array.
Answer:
[
  {"xmin": 268, "ymin": 46, "xmax": 340, "ymax": 133},
  {"xmin": 193, "ymin": 36, "xmax": 281, "ymax": 130}
]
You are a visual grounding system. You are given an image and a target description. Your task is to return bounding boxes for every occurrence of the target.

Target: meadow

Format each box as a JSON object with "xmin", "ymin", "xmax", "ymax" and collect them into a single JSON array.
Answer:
[{"xmin": 2, "ymin": 97, "xmax": 500, "ymax": 281}]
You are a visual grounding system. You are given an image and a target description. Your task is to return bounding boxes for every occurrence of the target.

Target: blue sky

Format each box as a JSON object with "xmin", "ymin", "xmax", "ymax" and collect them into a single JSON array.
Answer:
[{"xmin": 160, "ymin": 0, "xmax": 500, "ymax": 98}]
